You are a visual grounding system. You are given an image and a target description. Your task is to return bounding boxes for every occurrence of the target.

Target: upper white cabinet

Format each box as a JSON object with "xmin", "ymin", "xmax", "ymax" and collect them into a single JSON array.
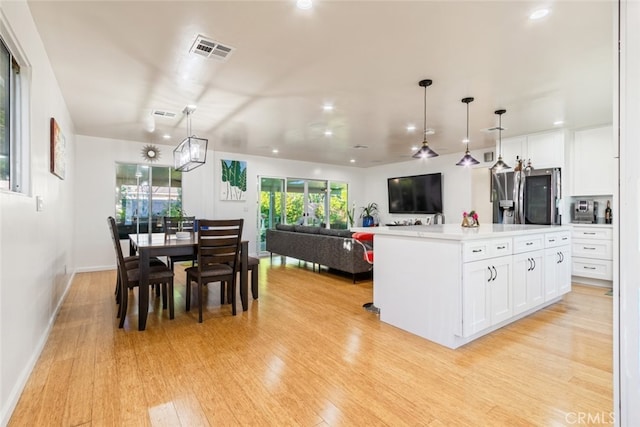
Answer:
[
  {"xmin": 499, "ymin": 130, "xmax": 565, "ymax": 170},
  {"xmin": 570, "ymin": 126, "xmax": 614, "ymax": 196}
]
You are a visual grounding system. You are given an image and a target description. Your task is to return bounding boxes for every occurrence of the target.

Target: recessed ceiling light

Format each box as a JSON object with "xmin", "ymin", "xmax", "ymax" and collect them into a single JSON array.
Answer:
[
  {"xmin": 297, "ymin": 0, "xmax": 313, "ymax": 10},
  {"xmin": 553, "ymin": 120, "xmax": 564, "ymax": 126},
  {"xmin": 163, "ymin": 134, "xmax": 171, "ymax": 139},
  {"xmin": 411, "ymin": 146, "xmax": 418, "ymax": 151},
  {"xmin": 406, "ymin": 124, "xmax": 416, "ymax": 132},
  {"xmin": 462, "ymin": 138, "xmax": 469, "ymax": 144},
  {"xmin": 324, "ymin": 130, "xmax": 333, "ymax": 137},
  {"xmin": 272, "ymin": 149, "xmax": 279, "ymax": 154},
  {"xmin": 529, "ymin": 8, "xmax": 550, "ymax": 20},
  {"xmin": 323, "ymin": 104, "xmax": 334, "ymax": 111},
  {"xmin": 350, "ymin": 159, "xmax": 355, "ymax": 163}
]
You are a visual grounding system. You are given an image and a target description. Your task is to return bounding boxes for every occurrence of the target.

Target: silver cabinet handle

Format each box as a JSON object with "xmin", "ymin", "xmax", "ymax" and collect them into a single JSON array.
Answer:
[
  {"xmin": 584, "ymin": 247, "xmax": 596, "ymax": 250},
  {"xmin": 472, "ymin": 249, "xmax": 482, "ymax": 253},
  {"xmin": 584, "ymin": 232, "xmax": 596, "ymax": 235},
  {"xmin": 584, "ymin": 266, "xmax": 597, "ymax": 270},
  {"xmin": 526, "ymin": 242, "xmax": 534, "ymax": 246},
  {"xmin": 497, "ymin": 245, "xmax": 506, "ymax": 250},
  {"xmin": 492, "ymin": 266, "xmax": 497, "ymax": 281},
  {"xmin": 548, "ymin": 239, "xmax": 556, "ymax": 243}
]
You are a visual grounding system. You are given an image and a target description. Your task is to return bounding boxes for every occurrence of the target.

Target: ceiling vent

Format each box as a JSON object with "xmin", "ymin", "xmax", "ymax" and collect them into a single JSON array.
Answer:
[
  {"xmin": 152, "ymin": 110, "xmax": 177, "ymax": 119},
  {"xmin": 190, "ymin": 34, "xmax": 235, "ymax": 61}
]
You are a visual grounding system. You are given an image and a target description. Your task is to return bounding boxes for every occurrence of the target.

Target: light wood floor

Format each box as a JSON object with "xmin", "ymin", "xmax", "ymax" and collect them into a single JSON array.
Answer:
[{"xmin": 9, "ymin": 259, "xmax": 612, "ymax": 426}]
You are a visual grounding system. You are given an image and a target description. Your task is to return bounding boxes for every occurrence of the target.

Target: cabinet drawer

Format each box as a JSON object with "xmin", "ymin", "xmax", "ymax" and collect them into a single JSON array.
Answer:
[
  {"xmin": 545, "ymin": 231, "xmax": 571, "ymax": 248},
  {"xmin": 572, "ymin": 239, "xmax": 613, "ymax": 260},
  {"xmin": 572, "ymin": 257, "xmax": 613, "ymax": 280},
  {"xmin": 463, "ymin": 239, "xmax": 512, "ymax": 262},
  {"xmin": 572, "ymin": 227, "xmax": 612, "ymax": 240},
  {"xmin": 513, "ymin": 235, "xmax": 544, "ymax": 254}
]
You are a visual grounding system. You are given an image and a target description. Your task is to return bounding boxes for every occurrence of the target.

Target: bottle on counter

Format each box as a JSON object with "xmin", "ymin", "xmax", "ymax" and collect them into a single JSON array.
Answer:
[{"xmin": 605, "ymin": 200, "xmax": 612, "ymax": 224}]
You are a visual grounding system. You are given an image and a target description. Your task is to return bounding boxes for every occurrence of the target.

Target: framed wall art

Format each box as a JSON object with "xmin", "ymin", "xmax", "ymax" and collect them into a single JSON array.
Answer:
[
  {"xmin": 50, "ymin": 118, "xmax": 66, "ymax": 180},
  {"xmin": 220, "ymin": 159, "xmax": 247, "ymax": 201}
]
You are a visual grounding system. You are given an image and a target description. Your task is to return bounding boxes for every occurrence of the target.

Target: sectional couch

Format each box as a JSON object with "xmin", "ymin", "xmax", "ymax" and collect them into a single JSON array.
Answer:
[{"xmin": 265, "ymin": 224, "xmax": 372, "ymax": 282}]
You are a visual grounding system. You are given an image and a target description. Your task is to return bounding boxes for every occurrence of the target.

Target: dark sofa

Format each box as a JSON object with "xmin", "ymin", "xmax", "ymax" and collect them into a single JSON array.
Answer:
[{"xmin": 266, "ymin": 224, "xmax": 372, "ymax": 281}]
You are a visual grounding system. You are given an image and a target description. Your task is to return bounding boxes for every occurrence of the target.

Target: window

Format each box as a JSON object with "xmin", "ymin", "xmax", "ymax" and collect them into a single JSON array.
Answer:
[
  {"xmin": 115, "ymin": 163, "xmax": 183, "ymax": 238},
  {"xmin": 0, "ymin": 35, "xmax": 27, "ymax": 193}
]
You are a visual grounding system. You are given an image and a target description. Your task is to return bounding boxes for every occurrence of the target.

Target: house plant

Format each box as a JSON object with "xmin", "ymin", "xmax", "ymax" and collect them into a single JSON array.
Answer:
[{"xmin": 360, "ymin": 202, "xmax": 378, "ymax": 227}]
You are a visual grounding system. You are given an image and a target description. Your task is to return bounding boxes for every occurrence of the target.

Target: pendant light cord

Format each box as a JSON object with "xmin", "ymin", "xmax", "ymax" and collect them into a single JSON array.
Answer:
[
  {"xmin": 423, "ymin": 85, "xmax": 427, "ymax": 141},
  {"xmin": 465, "ymin": 102, "xmax": 470, "ymax": 151}
]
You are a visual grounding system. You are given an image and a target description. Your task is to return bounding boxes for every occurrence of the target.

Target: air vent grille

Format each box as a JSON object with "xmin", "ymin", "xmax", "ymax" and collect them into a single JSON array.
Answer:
[
  {"xmin": 190, "ymin": 34, "xmax": 235, "ymax": 61},
  {"xmin": 152, "ymin": 110, "xmax": 177, "ymax": 118}
]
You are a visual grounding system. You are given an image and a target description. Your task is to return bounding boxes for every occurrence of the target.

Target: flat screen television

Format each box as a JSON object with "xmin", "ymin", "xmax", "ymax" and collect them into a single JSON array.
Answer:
[{"xmin": 387, "ymin": 173, "xmax": 443, "ymax": 214}]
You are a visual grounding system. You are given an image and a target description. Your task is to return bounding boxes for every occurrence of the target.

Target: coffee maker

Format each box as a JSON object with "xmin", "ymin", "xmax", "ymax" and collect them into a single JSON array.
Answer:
[{"xmin": 573, "ymin": 200, "xmax": 598, "ymax": 223}]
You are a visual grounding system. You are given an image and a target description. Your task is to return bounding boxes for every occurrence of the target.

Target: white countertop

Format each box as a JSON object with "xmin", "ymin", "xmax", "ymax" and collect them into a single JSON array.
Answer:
[{"xmin": 351, "ymin": 224, "xmax": 572, "ymax": 241}]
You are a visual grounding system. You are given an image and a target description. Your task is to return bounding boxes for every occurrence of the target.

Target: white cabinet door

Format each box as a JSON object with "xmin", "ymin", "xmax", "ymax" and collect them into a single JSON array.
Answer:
[
  {"xmin": 527, "ymin": 131, "xmax": 565, "ymax": 169},
  {"xmin": 571, "ymin": 126, "xmax": 614, "ymax": 196},
  {"xmin": 557, "ymin": 247, "xmax": 572, "ymax": 295},
  {"xmin": 490, "ymin": 260, "xmax": 513, "ymax": 325},
  {"xmin": 498, "ymin": 136, "xmax": 526, "ymax": 169},
  {"xmin": 512, "ymin": 250, "xmax": 545, "ymax": 315},
  {"xmin": 546, "ymin": 246, "xmax": 572, "ymax": 299},
  {"xmin": 462, "ymin": 261, "xmax": 492, "ymax": 337},
  {"xmin": 462, "ymin": 257, "xmax": 513, "ymax": 337}
]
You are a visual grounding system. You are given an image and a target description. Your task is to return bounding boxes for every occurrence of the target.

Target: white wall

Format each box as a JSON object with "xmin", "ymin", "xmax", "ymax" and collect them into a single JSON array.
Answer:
[
  {"xmin": 73, "ymin": 135, "xmax": 367, "ymax": 270},
  {"xmin": 618, "ymin": 1, "xmax": 639, "ymax": 423},
  {"xmin": 363, "ymin": 149, "xmax": 492, "ymax": 226},
  {"xmin": 0, "ymin": 1, "xmax": 76, "ymax": 424}
]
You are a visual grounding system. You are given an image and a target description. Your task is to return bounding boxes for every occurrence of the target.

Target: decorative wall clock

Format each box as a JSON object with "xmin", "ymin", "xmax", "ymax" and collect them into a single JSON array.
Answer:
[{"xmin": 141, "ymin": 144, "xmax": 160, "ymax": 162}]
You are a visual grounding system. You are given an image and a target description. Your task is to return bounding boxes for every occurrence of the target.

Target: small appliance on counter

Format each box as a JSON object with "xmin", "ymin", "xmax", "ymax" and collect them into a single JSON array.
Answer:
[{"xmin": 572, "ymin": 199, "xmax": 598, "ymax": 223}]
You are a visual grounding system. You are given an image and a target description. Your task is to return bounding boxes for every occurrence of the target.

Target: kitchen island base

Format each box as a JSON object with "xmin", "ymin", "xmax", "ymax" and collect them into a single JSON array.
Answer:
[{"xmin": 368, "ymin": 225, "xmax": 572, "ymax": 350}]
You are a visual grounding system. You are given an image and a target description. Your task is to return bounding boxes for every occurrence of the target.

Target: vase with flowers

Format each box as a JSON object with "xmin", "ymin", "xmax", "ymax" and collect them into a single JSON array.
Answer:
[{"xmin": 462, "ymin": 210, "xmax": 479, "ymax": 227}]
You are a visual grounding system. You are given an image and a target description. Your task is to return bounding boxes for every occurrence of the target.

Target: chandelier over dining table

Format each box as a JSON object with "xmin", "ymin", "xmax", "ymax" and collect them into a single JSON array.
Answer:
[{"xmin": 173, "ymin": 105, "xmax": 208, "ymax": 172}]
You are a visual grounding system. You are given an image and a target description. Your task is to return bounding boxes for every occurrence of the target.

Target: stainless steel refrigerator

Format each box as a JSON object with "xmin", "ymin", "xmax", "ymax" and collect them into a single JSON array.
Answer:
[{"xmin": 491, "ymin": 168, "xmax": 561, "ymax": 225}]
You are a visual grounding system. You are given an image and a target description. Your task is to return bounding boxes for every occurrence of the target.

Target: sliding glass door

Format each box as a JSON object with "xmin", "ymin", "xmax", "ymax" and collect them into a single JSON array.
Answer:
[{"xmin": 258, "ymin": 176, "xmax": 349, "ymax": 254}]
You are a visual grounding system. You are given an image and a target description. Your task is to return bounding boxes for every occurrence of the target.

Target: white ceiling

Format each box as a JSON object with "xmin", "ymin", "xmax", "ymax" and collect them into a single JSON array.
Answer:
[{"xmin": 27, "ymin": 0, "xmax": 614, "ymax": 167}]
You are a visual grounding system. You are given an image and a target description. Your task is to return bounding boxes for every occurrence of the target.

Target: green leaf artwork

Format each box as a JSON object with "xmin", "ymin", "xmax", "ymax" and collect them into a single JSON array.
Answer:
[{"xmin": 221, "ymin": 159, "xmax": 247, "ymax": 200}]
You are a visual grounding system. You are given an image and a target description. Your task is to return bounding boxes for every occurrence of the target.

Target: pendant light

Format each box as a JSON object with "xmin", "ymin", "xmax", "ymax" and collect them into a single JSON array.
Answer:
[
  {"xmin": 412, "ymin": 79, "xmax": 439, "ymax": 159},
  {"xmin": 173, "ymin": 105, "xmax": 208, "ymax": 172},
  {"xmin": 490, "ymin": 109, "xmax": 510, "ymax": 171},
  {"xmin": 456, "ymin": 97, "xmax": 480, "ymax": 166}
]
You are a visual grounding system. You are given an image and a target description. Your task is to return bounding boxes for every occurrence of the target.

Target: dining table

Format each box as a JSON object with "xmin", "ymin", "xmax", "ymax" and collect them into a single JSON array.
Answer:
[{"xmin": 128, "ymin": 232, "xmax": 250, "ymax": 331}]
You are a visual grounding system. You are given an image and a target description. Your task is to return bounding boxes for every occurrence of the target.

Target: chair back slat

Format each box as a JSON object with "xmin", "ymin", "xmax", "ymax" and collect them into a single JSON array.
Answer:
[
  {"xmin": 196, "ymin": 219, "xmax": 244, "ymax": 274},
  {"xmin": 163, "ymin": 216, "xmax": 196, "ymax": 235}
]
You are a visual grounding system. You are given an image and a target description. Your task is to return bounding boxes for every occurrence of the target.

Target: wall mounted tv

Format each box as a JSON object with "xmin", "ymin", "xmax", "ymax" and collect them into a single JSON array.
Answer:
[{"xmin": 387, "ymin": 173, "xmax": 443, "ymax": 214}]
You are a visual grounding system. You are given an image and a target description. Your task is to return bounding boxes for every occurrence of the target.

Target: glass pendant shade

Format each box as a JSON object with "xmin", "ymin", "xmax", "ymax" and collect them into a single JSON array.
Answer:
[
  {"xmin": 491, "ymin": 109, "xmax": 510, "ymax": 171},
  {"xmin": 412, "ymin": 79, "xmax": 438, "ymax": 159},
  {"xmin": 173, "ymin": 106, "xmax": 208, "ymax": 172},
  {"xmin": 456, "ymin": 97, "xmax": 479, "ymax": 166},
  {"xmin": 174, "ymin": 136, "xmax": 208, "ymax": 171},
  {"xmin": 456, "ymin": 151, "xmax": 480, "ymax": 166},
  {"xmin": 412, "ymin": 141, "xmax": 439, "ymax": 159}
]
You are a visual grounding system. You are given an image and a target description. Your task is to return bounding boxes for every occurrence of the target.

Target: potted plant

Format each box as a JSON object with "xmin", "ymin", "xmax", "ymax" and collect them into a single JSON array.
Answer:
[{"xmin": 360, "ymin": 202, "xmax": 378, "ymax": 227}]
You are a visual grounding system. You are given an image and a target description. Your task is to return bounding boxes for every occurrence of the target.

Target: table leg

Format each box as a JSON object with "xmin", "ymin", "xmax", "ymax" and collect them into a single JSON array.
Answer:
[
  {"xmin": 240, "ymin": 241, "xmax": 248, "ymax": 311},
  {"xmin": 138, "ymin": 249, "xmax": 150, "ymax": 331},
  {"xmin": 240, "ymin": 241, "xmax": 249, "ymax": 311}
]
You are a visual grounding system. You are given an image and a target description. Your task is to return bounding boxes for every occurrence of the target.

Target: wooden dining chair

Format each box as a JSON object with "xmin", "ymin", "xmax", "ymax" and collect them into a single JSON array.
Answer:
[
  {"xmin": 185, "ymin": 219, "xmax": 244, "ymax": 322},
  {"xmin": 107, "ymin": 217, "xmax": 166, "ymax": 304},
  {"xmin": 107, "ymin": 216, "xmax": 175, "ymax": 327},
  {"xmin": 163, "ymin": 216, "xmax": 197, "ymax": 270}
]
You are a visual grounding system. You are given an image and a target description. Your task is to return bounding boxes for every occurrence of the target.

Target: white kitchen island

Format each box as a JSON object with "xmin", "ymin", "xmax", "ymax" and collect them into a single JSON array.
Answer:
[{"xmin": 356, "ymin": 224, "xmax": 572, "ymax": 349}]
